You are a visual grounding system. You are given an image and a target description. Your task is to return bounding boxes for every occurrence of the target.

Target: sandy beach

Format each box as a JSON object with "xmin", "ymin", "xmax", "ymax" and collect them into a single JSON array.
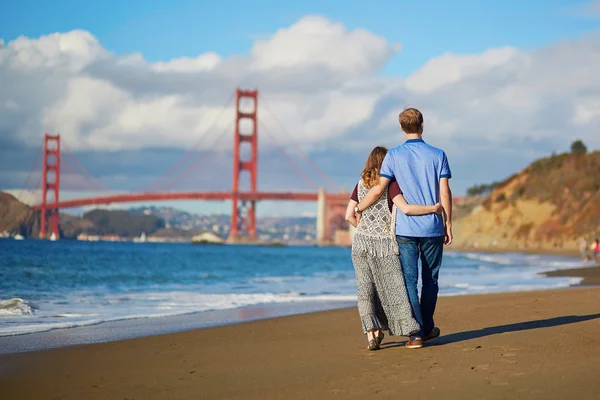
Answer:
[
  {"xmin": 1, "ymin": 286, "xmax": 599, "ymax": 399},
  {"xmin": 544, "ymin": 265, "xmax": 600, "ymax": 286},
  {"xmin": 448, "ymin": 246, "xmax": 581, "ymax": 258}
]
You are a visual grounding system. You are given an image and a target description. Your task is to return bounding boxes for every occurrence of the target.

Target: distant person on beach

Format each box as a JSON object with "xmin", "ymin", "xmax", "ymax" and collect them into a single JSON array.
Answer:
[
  {"xmin": 592, "ymin": 239, "xmax": 599, "ymax": 262},
  {"xmin": 346, "ymin": 146, "xmax": 442, "ymax": 350},
  {"xmin": 580, "ymin": 239, "xmax": 590, "ymax": 262},
  {"xmin": 355, "ymin": 107, "xmax": 453, "ymax": 349}
]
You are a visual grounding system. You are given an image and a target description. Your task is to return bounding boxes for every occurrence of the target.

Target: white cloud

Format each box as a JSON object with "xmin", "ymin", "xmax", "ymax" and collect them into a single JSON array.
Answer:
[
  {"xmin": 404, "ymin": 47, "xmax": 526, "ymax": 94},
  {"xmin": 4, "ymin": 100, "xmax": 18, "ymax": 111},
  {"xmin": 384, "ymin": 31, "xmax": 600, "ymax": 158},
  {"xmin": 0, "ymin": 16, "xmax": 399, "ymax": 153},
  {"xmin": 1, "ymin": 15, "xmax": 600, "ymax": 182},
  {"xmin": 153, "ymin": 53, "xmax": 221, "ymax": 72},
  {"xmin": 3, "ymin": 30, "xmax": 104, "ymax": 72},
  {"xmin": 250, "ymin": 15, "xmax": 399, "ymax": 77},
  {"xmin": 568, "ymin": 1, "xmax": 600, "ymax": 18}
]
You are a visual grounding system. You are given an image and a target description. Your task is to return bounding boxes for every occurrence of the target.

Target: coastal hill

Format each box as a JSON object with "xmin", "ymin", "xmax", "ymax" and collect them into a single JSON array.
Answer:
[
  {"xmin": 0, "ymin": 193, "xmax": 168, "ymax": 239},
  {"xmin": 0, "ymin": 194, "xmax": 317, "ymax": 242},
  {"xmin": 453, "ymin": 143, "xmax": 600, "ymax": 252},
  {"xmin": 0, "ymin": 192, "xmax": 41, "ymax": 237}
]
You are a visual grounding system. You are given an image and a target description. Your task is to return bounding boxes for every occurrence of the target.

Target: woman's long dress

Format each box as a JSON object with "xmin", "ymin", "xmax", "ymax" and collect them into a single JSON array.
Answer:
[{"xmin": 351, "ymin": 180, "xmax": 420, "ymax": 336}]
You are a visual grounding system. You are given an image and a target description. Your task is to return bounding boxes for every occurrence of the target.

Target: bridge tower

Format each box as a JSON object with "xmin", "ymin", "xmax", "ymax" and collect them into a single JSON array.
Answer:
[
  {"xmin": 39, "ymin": 134, "xmax": 61, "ymax": 239},
  {"xmin": 229, "ymin": 89, "xmax": 258, "ymax": 242}
]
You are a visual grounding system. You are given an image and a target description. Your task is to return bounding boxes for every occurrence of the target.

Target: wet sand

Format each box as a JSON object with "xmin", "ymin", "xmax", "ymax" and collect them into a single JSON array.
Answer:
[
  {"xmin": 1, "ymin": 287, "xmax": 599, "ymax": 399},
  {"xmin": 448, "ymin": 246, "xmax": 581, "ymax": 258},
  {"xmin": 544, "ymin": 266, "xmax": 600, "ymax": 286}
]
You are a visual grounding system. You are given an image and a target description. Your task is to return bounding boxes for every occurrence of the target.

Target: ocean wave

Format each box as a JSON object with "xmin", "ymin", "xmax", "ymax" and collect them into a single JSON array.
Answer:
[
  {"xmin": 250, "ymin": 276, "xmax": 306, "ymax": 284},
  {"xmin": 0, "ymin": 292, "xmax": 357, "ymax": 337},
  {"xmin": 463, "ymin": 253, "xmax": 515, "ymax": 265},
  {"xmin": 1, "ymin": 243, "xmax": 590, "ymax": 339},
  {"xmin": 0, "ymin": 298, "xmax": 34, "ymax": 316}
]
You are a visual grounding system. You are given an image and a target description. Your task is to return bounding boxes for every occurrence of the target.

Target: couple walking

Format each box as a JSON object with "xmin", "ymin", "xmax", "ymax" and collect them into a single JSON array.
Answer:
[{"xmin": 345, "ymin": 107, "xmax": 453, "ymax": 350}]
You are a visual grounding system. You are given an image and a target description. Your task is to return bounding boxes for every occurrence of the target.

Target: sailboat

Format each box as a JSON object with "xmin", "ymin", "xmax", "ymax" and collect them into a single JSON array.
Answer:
[{"xmin": 134, "ymin": 232, "xmax": 146, "ymax": 243}]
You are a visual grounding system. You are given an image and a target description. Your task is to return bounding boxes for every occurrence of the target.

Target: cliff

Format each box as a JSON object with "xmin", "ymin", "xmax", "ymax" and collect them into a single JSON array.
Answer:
[
  {"xmin": 0, "ymin": 192, "xmax": 41, "ymax": 237},
  {"xmin": 453, "ymin": 150, "xmax": 600, "ymax": 251}
]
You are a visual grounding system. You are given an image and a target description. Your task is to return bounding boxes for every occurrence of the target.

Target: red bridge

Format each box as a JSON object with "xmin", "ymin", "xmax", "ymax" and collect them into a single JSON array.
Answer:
[{"xmin": 27, "ymin": 89, "xmax": 350, "ymax": 244}]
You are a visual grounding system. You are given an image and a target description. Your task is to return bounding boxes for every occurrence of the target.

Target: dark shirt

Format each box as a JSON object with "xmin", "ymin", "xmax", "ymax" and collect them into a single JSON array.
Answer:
[{"xmin": 350, "ymin": 179, "xmax": 402, "ymax": 213}]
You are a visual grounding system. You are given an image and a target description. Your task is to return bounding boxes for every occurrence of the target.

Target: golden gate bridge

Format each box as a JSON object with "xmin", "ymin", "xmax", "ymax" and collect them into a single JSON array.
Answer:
[{"xmin": 22, "ymin": 89, "xmax": 351, "ymax": 244}]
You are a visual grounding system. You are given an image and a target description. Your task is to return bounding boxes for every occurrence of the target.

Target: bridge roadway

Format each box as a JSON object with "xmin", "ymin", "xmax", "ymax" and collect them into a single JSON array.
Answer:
[{"xmin": 32, "ymin": 191, "xmax": 350, "ymax": 210}]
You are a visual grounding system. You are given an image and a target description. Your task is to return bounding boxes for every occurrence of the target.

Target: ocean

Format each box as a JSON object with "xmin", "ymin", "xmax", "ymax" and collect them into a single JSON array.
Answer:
[{"xmin": 0, "ymin": 239, "xmax": 588, "ymax": 344}]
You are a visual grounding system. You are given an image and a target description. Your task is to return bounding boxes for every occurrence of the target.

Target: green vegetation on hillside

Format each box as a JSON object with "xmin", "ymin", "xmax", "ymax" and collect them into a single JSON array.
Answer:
[
  {"xmin": 0, "ymin": 193, "xmax": 170, "ymax": 239},
  {"xmin": 466, "ymin": 182, "xmax": 500, "ymax": 197},
  {"xmin": 83, "ymin": 209, "xmax": 165, "ymax": 237},
  {"xmin": 571, "ymin": 140, "xmax": 587, "ymax": 155}
]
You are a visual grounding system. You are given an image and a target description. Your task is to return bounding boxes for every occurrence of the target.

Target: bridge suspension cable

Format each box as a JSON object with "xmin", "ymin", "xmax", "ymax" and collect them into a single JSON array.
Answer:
[
  {"xmin": 159, "ymin": 118, "xmax": 235, "ymax": 191},
  {"xmin": 259, "ymin": 120, "xmax": 319, "ymax": 190},
  {"xmin": 60, "ymin": 156, "xmax": 97, "ymax": 192},
  {"xmin": 61, "ymin": 141, "xmax": 110, "ymax": 191},
  {"xmin": 261, "ymin": 96, "xmax": 341, "ymax": 192},
  {"xmin": 137, "ymin": 92, "xmax": 235, "ymax": 193},
  {"xmin": 17, "ymin": 143, "xmax": 43, "ymax": 203}
]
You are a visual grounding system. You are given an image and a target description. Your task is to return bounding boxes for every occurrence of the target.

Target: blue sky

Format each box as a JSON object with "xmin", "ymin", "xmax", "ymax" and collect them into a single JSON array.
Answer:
[{"xmin": 1, "ymin": 0, "xmax": 600, "ymax": 216}]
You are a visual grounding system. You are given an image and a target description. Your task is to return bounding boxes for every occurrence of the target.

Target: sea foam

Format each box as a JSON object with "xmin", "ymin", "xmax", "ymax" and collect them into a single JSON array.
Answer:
[{"xmin": 0, "ymin": 298, "xmax": 33, "ymax": 316}]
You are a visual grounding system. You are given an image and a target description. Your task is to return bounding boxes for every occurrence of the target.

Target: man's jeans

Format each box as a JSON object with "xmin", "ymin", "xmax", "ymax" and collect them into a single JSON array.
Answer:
[{"xmin": 396, "ymin": 235, "xmax": 444, "ymax": 337}]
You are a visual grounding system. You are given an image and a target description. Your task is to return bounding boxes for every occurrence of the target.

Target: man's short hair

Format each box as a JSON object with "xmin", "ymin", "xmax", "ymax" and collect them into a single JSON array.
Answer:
[{"xmin": 399, "ymin": 108, "xmax": 423, "ymax": 134}]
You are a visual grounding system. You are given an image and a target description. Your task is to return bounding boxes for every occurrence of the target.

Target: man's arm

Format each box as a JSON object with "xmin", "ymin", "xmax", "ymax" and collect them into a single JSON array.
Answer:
[{"xmin": 440, "ymin": 177, "xmax": 453, "ymax": 245}]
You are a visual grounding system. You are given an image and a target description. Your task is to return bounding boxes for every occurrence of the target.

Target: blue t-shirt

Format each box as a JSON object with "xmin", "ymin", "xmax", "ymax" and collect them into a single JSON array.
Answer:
[{"xmin": 380, "ymin": 139, "xmax": 451, "ymax": 237}]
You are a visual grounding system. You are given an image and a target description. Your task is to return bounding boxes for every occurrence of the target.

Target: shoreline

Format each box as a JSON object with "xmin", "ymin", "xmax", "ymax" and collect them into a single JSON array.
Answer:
[
  {"xmin": 2, "ymin": 287, "xmax": 599, "ymax": 399},
  {"xmin": 543, "ymin": 266, "xmax": 600, "ymax": 287},
  {"xmin": 448, "ymin": 247, "xmax": 600, "ymax": 288},
  {"xmin": 2, "ymin": 249, "xmax": 597, "ymax": 355},
  {"xmin": 447, "ymin": 245, "xmax": 581, "ymax": 259},
  {"xmin": 0, "ymin": 300, "xmax": 356, "ymax": 355}
]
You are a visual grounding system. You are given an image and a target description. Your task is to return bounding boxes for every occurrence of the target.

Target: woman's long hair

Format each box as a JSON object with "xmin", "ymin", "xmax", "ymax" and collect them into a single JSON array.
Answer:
[{"xmin": 361, "ymin": 146, "xmax": 388, "ymax": 189}]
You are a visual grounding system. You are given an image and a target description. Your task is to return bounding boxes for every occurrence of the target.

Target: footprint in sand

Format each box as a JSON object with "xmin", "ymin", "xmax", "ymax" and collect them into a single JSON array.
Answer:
[
  {"xmin": 500, "ymin": 353, "xmax": 517, "ymax": 363},
  {"xmin": 400, "ymin": 379, "xmax": 421, "ymax": 384}
]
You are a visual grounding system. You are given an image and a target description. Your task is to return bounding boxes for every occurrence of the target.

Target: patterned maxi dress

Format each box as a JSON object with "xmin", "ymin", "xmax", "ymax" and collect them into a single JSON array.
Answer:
[{"xmin": 351, "ymin": 180, "xmax": 420, "ymax": 336}]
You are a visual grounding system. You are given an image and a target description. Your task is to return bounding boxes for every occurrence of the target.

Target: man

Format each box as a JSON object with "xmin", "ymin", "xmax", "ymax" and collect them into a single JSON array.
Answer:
[{"xmin": 355, "ymin": 108, "xmax": 452, "ymax": 349}]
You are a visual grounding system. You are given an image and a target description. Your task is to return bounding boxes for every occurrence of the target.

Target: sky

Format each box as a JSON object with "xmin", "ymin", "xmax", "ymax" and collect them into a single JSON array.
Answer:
[{"xmin": 1, "ymin": 0, "xmax": 600, "ymax": 216}]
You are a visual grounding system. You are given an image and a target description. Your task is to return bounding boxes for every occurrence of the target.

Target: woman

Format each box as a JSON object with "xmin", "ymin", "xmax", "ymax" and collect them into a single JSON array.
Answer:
[{"xmin": 345, "ymin": 146, "xmax": 442, "ymax": 350}]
